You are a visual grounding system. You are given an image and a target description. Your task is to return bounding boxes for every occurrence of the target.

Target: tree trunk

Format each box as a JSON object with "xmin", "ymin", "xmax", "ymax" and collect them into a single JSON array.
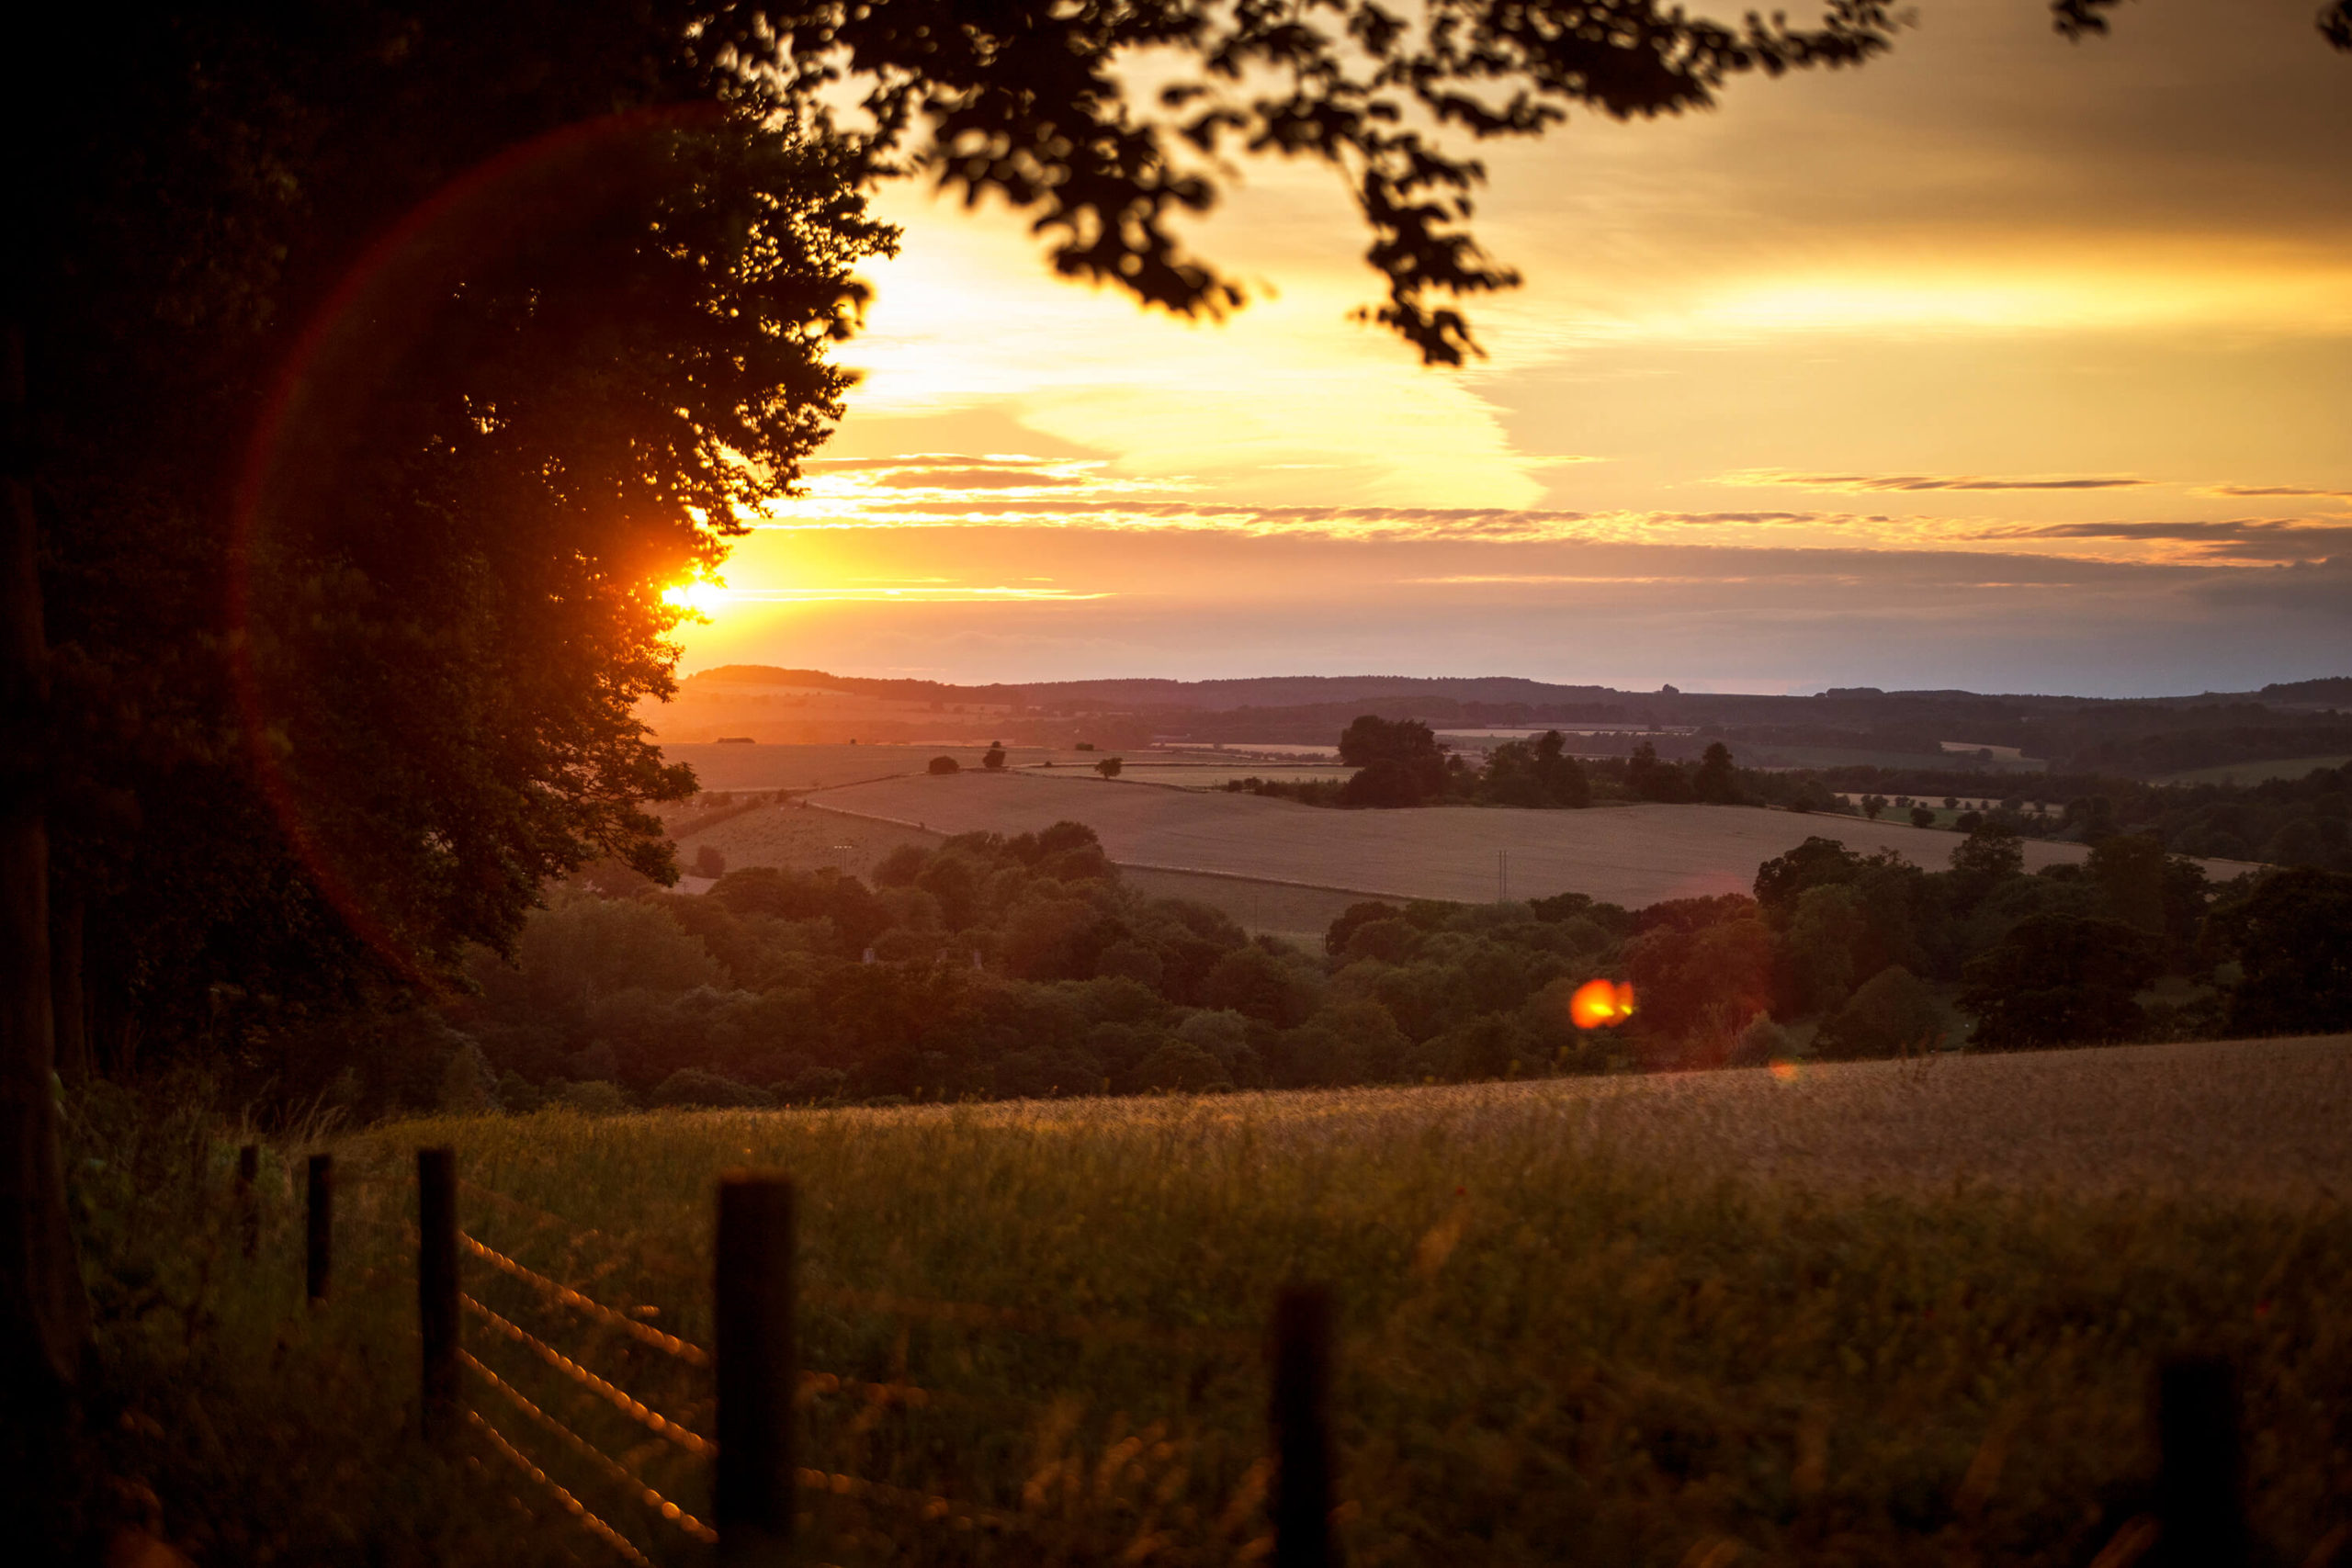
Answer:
[
  {"xmin": 51, "ymin": 886, "xmax": 87, "ymax": 1085},
  {"xmin": 2, "ymin": 323, "xmax": 89, "ymax": 1412}
]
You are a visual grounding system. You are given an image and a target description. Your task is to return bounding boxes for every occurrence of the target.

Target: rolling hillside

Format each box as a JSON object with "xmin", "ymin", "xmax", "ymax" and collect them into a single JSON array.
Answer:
[{"xmin": 798, "ymin": 770, "xmax": 2262, "ymax": 908}]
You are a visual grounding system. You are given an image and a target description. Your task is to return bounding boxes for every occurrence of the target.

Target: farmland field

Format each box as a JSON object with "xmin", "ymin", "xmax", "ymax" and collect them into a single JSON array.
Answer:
[
  {"xmin": 801, "ymin": 771, "xmax": 2264, "ymax": 908},
  {"xmin": 243, "ymin": 1034, "xmax": 2352, "ymax": 1566},
  {"xmin": 673, "ymin": 800, "xmax": 1360, "ymax": 943}
]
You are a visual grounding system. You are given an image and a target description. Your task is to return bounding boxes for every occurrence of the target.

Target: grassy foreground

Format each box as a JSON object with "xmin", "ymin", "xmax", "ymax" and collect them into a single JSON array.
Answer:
[{"xmin": 54, "ymin": 1037, "xmax": 2352, "ymax": 1566}]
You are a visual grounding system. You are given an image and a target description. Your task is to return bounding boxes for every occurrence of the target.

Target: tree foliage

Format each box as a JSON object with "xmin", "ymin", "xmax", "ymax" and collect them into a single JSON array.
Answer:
[{"xmin": 22, "ymin": 5, "xmax": 894, "ymax": 1047}]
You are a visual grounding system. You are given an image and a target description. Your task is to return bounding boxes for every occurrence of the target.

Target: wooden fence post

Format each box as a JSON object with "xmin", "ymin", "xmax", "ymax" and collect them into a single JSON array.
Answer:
[
  {"xmin": 235, "ymin": 1144, "xmax": 258, "ymax": 1259},
  {"xmin": 2155, "ymin": 1353, "xmax": 2248, "ymax": 1568},
  {"xmin": 304, "ymin": 1153, "xmax": 332, "ymax": 1303},
  {"xmin": 1272, "ymin": 1282, "xmax": 1337, "ymax": 1568},
  {"xmin": 715, "ymin": 1174, "xmax": 796, "ymax": 1565},
  {"xmin": 417, "ymin": 1146, "xmax": 459, "ymax": 1440}
]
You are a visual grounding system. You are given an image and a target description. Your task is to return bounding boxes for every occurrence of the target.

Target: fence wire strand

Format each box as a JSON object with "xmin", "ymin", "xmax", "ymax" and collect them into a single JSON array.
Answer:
[
  {"xmin": 796, "ymin": 1462, "xmax": 1023, "ymax": 1533},
  {"xmin": 464, "ymin": 1294, "xmax": 716, "ymax": 1458},
  {"xmin": 469, "ymin": 1408, "xmax": 657, "ymax": 1568},
  {"xmin": 463, "ymin": 1233, "xmax": 711, "ymax": 1366},
  {"xmin": 464, "ymin": 1350, "xmax": 719, "ymax": 1545}
]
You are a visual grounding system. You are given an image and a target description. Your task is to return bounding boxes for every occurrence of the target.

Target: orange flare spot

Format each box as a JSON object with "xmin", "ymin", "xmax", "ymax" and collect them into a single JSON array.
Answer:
[{"xmin": 1570, "ymin": 978, "xmax": 1636, "ymax": 1029}]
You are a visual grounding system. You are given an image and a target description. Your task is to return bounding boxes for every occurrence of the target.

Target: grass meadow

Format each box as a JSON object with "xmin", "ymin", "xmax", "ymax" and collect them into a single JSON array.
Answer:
[{"xmin": 63, "ymin": 1036, "xmax": 2352, "ymax": 1567}]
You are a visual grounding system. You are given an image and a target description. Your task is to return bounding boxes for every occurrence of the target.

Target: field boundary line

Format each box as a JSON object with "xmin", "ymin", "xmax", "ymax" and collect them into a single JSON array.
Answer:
[
  {"xmin": 464, "ymin": 1351, "xmax": 718, "ymax": 1545},
  {"xmin": 469, "ymin": 1408, "xmax": 656, "ymax": 1567},
  {"xmin": 464, "ymin": 1295, "xmax": 715, "ymax": 1457}
]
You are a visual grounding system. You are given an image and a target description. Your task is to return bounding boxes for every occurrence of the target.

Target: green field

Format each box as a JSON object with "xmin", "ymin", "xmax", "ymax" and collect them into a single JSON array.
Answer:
[{"xmin": 72, "ymin": 1037, "xmax": 2352, "ymax": 1566}]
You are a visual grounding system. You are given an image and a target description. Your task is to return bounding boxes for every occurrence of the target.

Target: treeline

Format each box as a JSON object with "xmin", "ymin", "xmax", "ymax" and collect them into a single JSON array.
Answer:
[
  {"xmin": 1225, "ymin": 717, "xmax": 2352, "ymax": 874},
  {"xmin": 243, "ymin": 814, "xmax": 2351, "ymax": 1120},
  {"xmin": 1821, "ymin": 761, "xmax": 2352, "ymax": 870},
  {"xmin": 1226, "ymin": 716, "xmax": 1848, "ymax": 811}
]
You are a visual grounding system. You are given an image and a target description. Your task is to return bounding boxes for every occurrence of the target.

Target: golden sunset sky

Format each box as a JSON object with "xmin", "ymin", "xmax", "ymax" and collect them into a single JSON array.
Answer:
[{"xmin": 678, "ymin": 0, "xmax": 2352, "ymax": 694}]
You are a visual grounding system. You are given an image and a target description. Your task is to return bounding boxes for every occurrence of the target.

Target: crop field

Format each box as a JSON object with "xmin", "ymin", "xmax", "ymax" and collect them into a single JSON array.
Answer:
[
  {"xmin": 672, "ymin": 802, "xmax": 1353, "ymax": 943},
  {"xmin": 803, "ymin": 772, "xmax": 2239, "ymax": 908},
  {"xmin": 107, "ymin": 1035, "xmax": 2349, "ymax": 1566}
]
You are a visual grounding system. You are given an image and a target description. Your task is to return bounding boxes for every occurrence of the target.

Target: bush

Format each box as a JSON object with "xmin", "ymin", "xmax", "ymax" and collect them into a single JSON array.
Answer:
[
  {"xmin": 1815, "ymin": 966, "xmax": 1941, "ymax": 1060},
  {"xmin": 693, "ymin": 843, "xmax": 727, "ymax": 879},
  {"xmin": 927, "ymin": 755, "xmax": 960, "ymax": 774},
  {"xmin": 1959, "ymin": 916, "xmax": 2162, "ymax": 1049},
  {"xmin": 650, "ymin": 1067, "xmax": 777, "ymax": 1110},
  {"xmin": 1727, "ymin": 1014, "xmax": 1797, "ymax": 1067}
]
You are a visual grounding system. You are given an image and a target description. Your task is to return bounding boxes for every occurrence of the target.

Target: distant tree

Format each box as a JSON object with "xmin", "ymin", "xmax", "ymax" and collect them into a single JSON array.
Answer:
[
  {"xmin": 1325, "ymin": 900, "xmax": 1406, "ymax": 957},
  {"xmin": 1625, "ymin": 740, "xmax": 1695, "ymax": 804},
  {"xmin": 1948, "ymin": 821, "xmax": 2026, "ymax": 908},
  {"xmin": 1959, "ymin": 914, "xmax": 2163, "ymax": 1049},
  {"xmin": 2206, "ymin": 868, "xmax": 2352, "ymax": 1036},
  {"xmin": 1477, "ymin": 729, "xmax": 1589, "ymax": 808},
  {"xmin": 1954, "ymin": 810, "xmax": 1984, "ymax": 834},
  {"xmin": 1860, "ymin": 794, "xmax": 1888, "ymax": 820},
  {"xmin": 1338, "ymin": 716, "xmax": 1448, "ymax": 807},
  {"xmin": 1815, "ymin": 965, "xmax": 1941, "ymax": 1060},
  {"xmin": 982, "ymin": 743, "xmax": 1009, "ymax": 772},
  {"xmin": 2086, "ymin": 831, "xmax": 2167, "ymax": 936},
  {"xmin": 927, "ymin": 755, "xmax": 960, "ymax": 775},
  {"xmin": 1754, "ymin": 836, "xmax": 1864, "ymax": 914},
  {"xmin": 1911, "ymin": 807, "xmax": 1939, "ymax": 829},
  {"xmin": 693, "ymin": 844, "xmax": 727, "ymax": 880},
  {"xmin": 1095, "ymin": 757, "xmax": 1124, "ymax": 779},
  {"xmin": 1692, "ymin": 741, "xmax": 1740, "ymax": 804}
]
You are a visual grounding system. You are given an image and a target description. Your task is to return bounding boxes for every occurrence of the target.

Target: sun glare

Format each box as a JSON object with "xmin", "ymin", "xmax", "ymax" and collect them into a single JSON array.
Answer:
[
  {"xmin": 663, "ymin": 580, "xmax": 728, "ymax": 616},
  {"xmin": 1569, "ymin": 978, "xmax": 1636, "ymax": 1030}
]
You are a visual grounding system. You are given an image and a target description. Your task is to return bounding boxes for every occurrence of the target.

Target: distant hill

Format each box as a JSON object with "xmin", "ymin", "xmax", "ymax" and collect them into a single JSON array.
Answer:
[{"xmin": 653, "ymin": 666, "xmax": 2352, "ymax": 780}]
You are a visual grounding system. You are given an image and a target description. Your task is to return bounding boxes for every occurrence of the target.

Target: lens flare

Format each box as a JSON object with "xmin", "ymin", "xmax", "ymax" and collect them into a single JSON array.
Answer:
[
  {"xmin": 663, "ymin": 579, "xmax": 726, "ymax": 616},
  {"xmin": 1569, "ymin": 978, "xmax": 1636, "ymax": 1030}
]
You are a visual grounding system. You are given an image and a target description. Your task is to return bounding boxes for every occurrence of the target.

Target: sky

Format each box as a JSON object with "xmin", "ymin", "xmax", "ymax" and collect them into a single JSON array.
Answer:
[{"xmin": 672, "ymin": 0, "xmax": 2352, "ymax": 696}]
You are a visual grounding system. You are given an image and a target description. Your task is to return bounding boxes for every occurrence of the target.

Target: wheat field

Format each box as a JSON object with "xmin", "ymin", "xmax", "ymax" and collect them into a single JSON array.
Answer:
[{"xmin": 220, "ymin": 1033, "xmax": 2351, "ymax": 1566}]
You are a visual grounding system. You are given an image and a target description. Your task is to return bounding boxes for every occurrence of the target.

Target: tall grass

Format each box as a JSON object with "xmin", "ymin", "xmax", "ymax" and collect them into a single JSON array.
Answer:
[{"xmin": 53, "ymin": 1039, "xmax": 2352, "ymax": 1565}]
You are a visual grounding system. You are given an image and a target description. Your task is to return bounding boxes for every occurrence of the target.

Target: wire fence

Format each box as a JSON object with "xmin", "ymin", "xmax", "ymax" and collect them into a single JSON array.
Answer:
[{"xmin": 239, "ymin": 1142, "xmax": 2267, "ymax": 1568}]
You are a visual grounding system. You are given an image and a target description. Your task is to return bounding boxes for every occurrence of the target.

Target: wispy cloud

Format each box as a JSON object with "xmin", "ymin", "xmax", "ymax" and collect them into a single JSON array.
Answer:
[
  {"xmin": 2193, "ymin": 484, "xmax": 2352, "ymax": 502},
  {"xmin": 1961, "ymin": 519, "xmax": 2352, "ymax": 563},
  {"xmin": 1713, "ymin": 469, "xmax": 2156, "ymax": 493}
]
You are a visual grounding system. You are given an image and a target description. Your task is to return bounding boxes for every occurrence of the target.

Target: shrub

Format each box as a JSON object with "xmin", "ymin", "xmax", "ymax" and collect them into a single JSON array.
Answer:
[
  {"xmin": 1727, "ymin": 1014, "xmax": 1797, "ymax": 1067},
  {"xmin": 927, "ymin": 755, "xmax": 960, "ymax": 774},
  {"xmin": 1815, "ymin": 966, "xmax": 1941, "ymax": 1060},
  {"xmin": 1960, "ymin": 916, "xmax": 2162, "ymax": 1049}
]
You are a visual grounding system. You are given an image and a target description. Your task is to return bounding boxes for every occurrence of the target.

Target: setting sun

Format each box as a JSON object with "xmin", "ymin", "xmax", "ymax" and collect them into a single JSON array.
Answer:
[{"xmin": 662, "ymin": 579, "xmax": 728, "ymax": 617}]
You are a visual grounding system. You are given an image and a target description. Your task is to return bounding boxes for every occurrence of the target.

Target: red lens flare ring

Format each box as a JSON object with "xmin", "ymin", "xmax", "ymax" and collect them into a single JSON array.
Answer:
[{"xmin": 226, "ymin": 105, "xmax": 727, "ymax": 987}]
